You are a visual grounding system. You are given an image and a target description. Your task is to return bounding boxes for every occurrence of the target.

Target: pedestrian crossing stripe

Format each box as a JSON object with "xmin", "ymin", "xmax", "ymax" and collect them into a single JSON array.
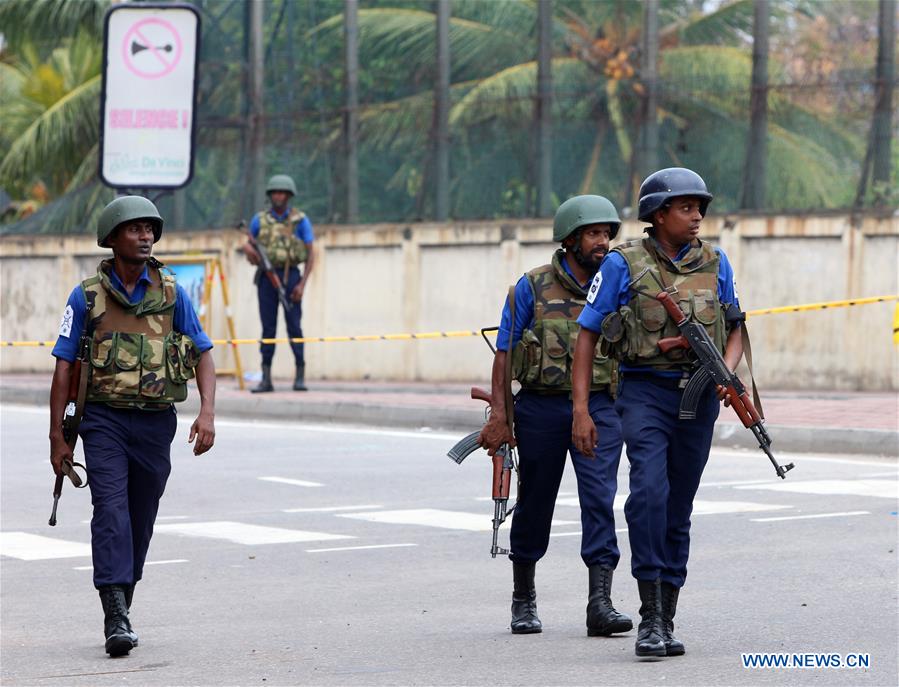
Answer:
[
  {"xmin": 735, "ymin": 479, "xmax": 898, "ymax": 500},
  {"xmin": 555, "ymin": 495, "xmax": 793, "ymax": 515},
  {"xmin": 338, "ymin": 509, "xmax": 578, "ymax": 532},
  {"xmin": 1, "ymin": 532, "xmax": 91, "ymax": 560},
  {"xmin": 154, "ymin": 521, "xmax": 353, "ymax": 545}
]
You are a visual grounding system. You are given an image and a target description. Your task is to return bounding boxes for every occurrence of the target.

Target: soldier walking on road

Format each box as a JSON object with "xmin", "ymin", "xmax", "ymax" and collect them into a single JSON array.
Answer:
[
  {"xmin": 479, "ymin": 196, "xmax": 632, "ymax": 637},
  {"xmin": 241, "ymin": 174, "xmax": 316, "ymax": 393},
  {"xmin": 571, "ymin": 168, "xmax": 745, "ymax": 658},
  {"xmin": 49, "ymin": 196, "xmax": 216, "ymax": 657}
]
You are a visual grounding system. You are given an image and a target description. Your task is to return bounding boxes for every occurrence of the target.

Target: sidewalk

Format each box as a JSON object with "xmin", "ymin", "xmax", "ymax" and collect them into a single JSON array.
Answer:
[{"xmin": 1, "ymin": 373, "xmax": 896, "ymax": 456}]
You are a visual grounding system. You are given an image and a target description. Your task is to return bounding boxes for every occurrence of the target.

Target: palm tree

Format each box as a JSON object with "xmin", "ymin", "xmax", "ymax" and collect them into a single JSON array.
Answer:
[
  {"xmin": 311, "ymin": 0, "xmax": 862, "ymax": 216},
  {"xmin": 0, "ymin": 0, "xmax": 111, "ymax": 232}
]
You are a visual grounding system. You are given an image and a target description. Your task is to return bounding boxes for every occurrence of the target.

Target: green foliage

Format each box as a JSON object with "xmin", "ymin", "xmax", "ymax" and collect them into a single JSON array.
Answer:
[{"xmin": 0, "ymin": 0, "xmax": 884, "ymax": 233}]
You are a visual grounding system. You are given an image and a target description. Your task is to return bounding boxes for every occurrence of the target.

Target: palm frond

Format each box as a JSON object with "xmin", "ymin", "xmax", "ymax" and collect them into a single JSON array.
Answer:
[
  {"xmin": 0, "ymin": 181, "xmax": 112, "ymax": 236},
  {"xmin": 0, "ymin": 74, "xmax": 101, "ymax": 189},
  {"xmin": 449, "ymin": 57, "xmax": 591, "ymax": 129},
  {"xmin": 309, "ymin": 8, "xmax": 532, "ymax": 82},
  {"xmin": 0, "ymin": 0, "xmax": 108, "ymax": 51}
]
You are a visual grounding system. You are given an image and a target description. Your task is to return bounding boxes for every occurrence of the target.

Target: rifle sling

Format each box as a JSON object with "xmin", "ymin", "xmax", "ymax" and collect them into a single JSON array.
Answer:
[
  {"xmin": 740, "ymin": 323, "xmax": 764, "ymax": 419},
  {"xmin": 503, "ymin": 285, "xmax": 515, "ymax": 435}
]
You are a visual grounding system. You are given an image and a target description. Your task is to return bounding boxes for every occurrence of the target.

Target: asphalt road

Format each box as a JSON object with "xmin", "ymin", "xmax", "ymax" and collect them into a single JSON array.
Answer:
[{"xmin": 1, "ymin": 403, "xmax": 897, "ymax": 687}]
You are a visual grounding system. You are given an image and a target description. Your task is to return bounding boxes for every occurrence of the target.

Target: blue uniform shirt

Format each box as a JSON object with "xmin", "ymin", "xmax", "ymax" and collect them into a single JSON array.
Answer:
[
  {"xmin": 496, "ymin": 254, "xmax": 594, "ymax": 352},
  {"xmin": 52, "ymin": 264, "xmax": 213, "ymax": 363},
  {"xmin": 249, "ymin": 207, "xmax": 315, "ymax": 244},
  {"xmin": 577, "ymin": 240, "xmax": 739, "ymax": 375}
]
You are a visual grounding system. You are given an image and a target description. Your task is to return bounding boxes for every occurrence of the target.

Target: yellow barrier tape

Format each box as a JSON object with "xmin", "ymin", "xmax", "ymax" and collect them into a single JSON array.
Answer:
[
  {"xmin": 745, "ymin": 294, "xmax": 898, "ymax": 317},
  {"xmin": 3, "ymin": 295, "xmax": 896, "ymax": 347}
]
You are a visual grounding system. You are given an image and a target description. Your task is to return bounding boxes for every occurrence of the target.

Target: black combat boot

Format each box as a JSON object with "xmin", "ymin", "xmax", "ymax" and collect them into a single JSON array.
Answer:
[
  {"xmin": 635, "ymin": 579, "xmax": 666, "ymax": 658},
  {"xmin": 660, "ymin": 582, "xmax": 685, "ymax": 656},
  {"xmin": 292, "ymin": 364, "xmax": 308, "ymax": 391},
  {"xmin": 251, "ymin": 364, "xmax": 274, "ymax": 393},
  {"xmin": 586, "ymin": 565, "xmax": 633, "ymax": 636},
  {"xmin": 123, "ymin": 583, "xmax": 139, "ymax": 646},
  {"xmin": 98, "ymin": 585, "xmax": 135, "ymax": 657},
  {"xmin": 510, "ymin": 561, "xmax": 542, "ymax": 634}
]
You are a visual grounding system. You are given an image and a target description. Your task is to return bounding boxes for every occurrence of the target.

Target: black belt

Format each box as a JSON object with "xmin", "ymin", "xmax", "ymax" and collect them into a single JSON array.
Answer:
[{"xmin": 621, "ymin": 371, "xmax": 690, "ymax": 390}]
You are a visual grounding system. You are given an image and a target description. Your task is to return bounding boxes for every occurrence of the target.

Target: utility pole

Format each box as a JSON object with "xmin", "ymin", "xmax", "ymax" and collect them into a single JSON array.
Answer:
[
  {"xmin": 248, "ymin": 0, "xmax": 265, "ymax": 215},
  {"xmin": 535, "ymin": 0, "xmax": 553, "ymax": 217},
  {"xmin": 344, "ymin": 0, "xmax": 359, "ymax": 223},
  {"xmin": 741, "ymin": 0, "xmax": 769, "ymax": 210},
  {"xmin": 872, "ymin": 0, "xmax": 895, "ymax": 199},
  {"xmin": 638, "ymin": 0, "xmax": 659, "ymax": 179},
  {"xmin": 434, "ymin": 0, "xmax": 451, "ymax": 221}
]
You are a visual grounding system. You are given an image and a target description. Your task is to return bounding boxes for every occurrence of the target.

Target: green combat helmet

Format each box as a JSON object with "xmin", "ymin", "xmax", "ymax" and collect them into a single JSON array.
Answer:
[
  {"xmin": 266, "ymin": 174, "xmax": 297, "ymax": 197},
  {"xmin": 97, "ymin": 196, "xmax": 164, "ymax": 248},
  {"xmin": 553, "ymin": 195, "xmax": 621, "ymax": 242}
]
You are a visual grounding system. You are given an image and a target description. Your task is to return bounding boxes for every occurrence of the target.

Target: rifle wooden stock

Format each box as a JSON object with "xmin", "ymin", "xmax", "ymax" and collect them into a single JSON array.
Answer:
[
  {"xmin": 658, "ymin": 335, "xmax": 689, "ymax": 354},
  {"xmin": 492, "ymin": 450, "xmax": 511, "ymax": 499},
  {"xmin": 656, "ymin": 290, "xmax": 688, "ymax": 323},
  {"xmin": 470, "ymin": 386, "xmax": 492, "ymax": 404}
]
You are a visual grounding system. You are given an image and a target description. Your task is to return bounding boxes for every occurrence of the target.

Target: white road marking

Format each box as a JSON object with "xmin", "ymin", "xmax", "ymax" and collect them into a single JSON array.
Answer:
[
  {"xmin": 338, "ymin": 509, "xmax": 577, "ymax": 532},
  {"xmin": 156, "ymin": 515, "xmax": 191, "ymax": 520},
  {"xmin": 751, "ymin": 511, "xmax": 871, "ymax": 523},
  {"xmin": 154, "ymin": 521, "xmax": 352, "ymax": 545},
  {"xmin": 859, "ymin": 471, "xmax": 899, "ymax": 478},
  {"xmin": 475, "ymin": 491, "xmax": 576, "ymax": 502},
  {"xmin": 0, "ymin": 532, "xmax": 91, "ymax": 561},
  {"xmin": 699, "ymin": 479, "xmax": 775, "ymax": 487},
  {"xmin": 735, "ymin": 479, "xmax": 898, "ymax": 500},
  {"xmin": 555, "ymin": 495, "xmax": 790, "ymax": 515},
  {"xmin": 214, "ymin": 417, "xmax": 460, "ymax": 441},
  {"xmin": 550, "ymin": 527, "xmax": 628, "ymax": 538},
  {"xmin": 283, "ymin": 504, "xmax": 383, "ymax": 513},
  {"xmin": 691, "ymin": 500, "xmax": 792, "ymax": 515},
  {"xmin": 306, "ymin": 543, "xmax": 418, "ymax": 553},
  {"xmin": 258, "ymin": 476, "xmax": 324, "ymax": 488},
  {"xmin": 73, "ymin": 559, "xmax": 188, "ymax": 571}
]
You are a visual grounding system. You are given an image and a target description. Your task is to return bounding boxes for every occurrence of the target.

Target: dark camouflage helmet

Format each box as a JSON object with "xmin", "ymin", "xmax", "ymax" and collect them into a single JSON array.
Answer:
[
  {"xmin": 553, "ymin": 195, "xmax": 621, "ymax": 242},
  {"xmin": 97, "ymin": 196, "xmax": 163, "ymax": 248},
  {"xmin": 637, "ymin": 167, "xmax": 713, "ymax": 222},
  {"xmin": 266, "ymin": 174, "xmax": 297, "ymax": 197}
]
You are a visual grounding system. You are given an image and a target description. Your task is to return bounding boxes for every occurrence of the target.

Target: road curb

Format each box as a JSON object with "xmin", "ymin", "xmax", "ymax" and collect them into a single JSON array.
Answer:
[{"xmin": 2, "ymin": 384, "xmax": 895, "ymax": 457}]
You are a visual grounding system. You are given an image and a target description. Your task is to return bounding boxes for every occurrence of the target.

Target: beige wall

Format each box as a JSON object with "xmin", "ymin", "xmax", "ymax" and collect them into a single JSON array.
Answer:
[{"xmin": 1, "ymin": 213, "xmax": 897, "ymax": 390}]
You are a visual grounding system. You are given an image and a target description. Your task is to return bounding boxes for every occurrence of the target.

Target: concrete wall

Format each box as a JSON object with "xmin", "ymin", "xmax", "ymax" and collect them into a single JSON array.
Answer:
[{"xmin": 1, "ymin": 213, "xmax": 897, "ymax": 390}]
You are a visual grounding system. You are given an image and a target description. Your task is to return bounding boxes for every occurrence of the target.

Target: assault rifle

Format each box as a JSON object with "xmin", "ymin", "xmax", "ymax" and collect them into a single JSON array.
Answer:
[
  {"xmin": 653, "ymin": 290, "xmax": 795, "ymax": 479},
  {"xmin": 238, "ymin": 220, "xmax": 292, "ymax": 312},
  {"xmin": 448, "ymin": 386, "xmax": 517, "ymax": 557},
  {"xmin": 49, "ymin": 335, "xmax": 89, "ymax": 526}
]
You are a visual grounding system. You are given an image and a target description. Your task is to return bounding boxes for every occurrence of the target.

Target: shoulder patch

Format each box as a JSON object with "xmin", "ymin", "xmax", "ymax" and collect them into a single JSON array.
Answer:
[
  {"xmin": 586, "ymin": 271, "xmax": 603, "ymax": 304},
  {"xmin": 58, "ymin": 305, "xmax": 74, "ymax": 338}
]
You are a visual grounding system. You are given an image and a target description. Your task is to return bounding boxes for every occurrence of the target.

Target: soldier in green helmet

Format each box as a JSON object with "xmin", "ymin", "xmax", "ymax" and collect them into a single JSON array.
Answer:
[
  {"xmin": 478, "ymin": 195, "xmax": 632, "ymax": 638},
  {"xmin": 241, "ymin": 174, "xmax": 316, "ymax": 392},
  {"xmin": 50, "ymin": 195, "xmax": 217, "ymax": 657}
]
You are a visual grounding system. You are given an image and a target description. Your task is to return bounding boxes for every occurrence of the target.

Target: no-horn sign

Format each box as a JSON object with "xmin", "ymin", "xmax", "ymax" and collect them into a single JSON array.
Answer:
[{"xmin": 100, "ymin": 3, "xmax": 200, "ymax": 189}]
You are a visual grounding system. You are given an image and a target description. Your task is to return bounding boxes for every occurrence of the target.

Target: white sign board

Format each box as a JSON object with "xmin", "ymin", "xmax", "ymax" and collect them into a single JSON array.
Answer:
[{"xmin": 100, "ymin": 4, "xmax": 200, "ymax": 189}]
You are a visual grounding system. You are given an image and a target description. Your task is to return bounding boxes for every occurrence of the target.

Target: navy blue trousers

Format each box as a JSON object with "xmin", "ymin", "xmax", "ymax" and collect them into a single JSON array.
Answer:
[
  {"xmin": 79, "ymin": 402, "xmax": 176, "ymax": 589},
  {"xmin": 509, "ymin": 390, "xmax": 624, "ymax": 568},
  {"xmin": 616, "ymin": 378, "xmax": 719, "ymax": 588},
  {"xmin": 257, "ymin": 265, "xmax": 304, "ymax": 366}
]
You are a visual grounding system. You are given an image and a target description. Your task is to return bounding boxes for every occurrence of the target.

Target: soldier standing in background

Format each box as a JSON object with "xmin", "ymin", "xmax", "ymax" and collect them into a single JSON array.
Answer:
[{"xmin": 242, "ymin": 174, "xmax": 316, "ymax": 392}]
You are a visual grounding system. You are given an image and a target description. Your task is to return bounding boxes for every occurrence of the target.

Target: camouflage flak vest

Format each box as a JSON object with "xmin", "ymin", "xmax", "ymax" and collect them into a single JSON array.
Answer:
[
  {"xmin": 256, "ymin": 208, "xmax": 308, "ymax": 267},
  {"xmin": 600, "ymin": 237, "xmax": 727, "ymax": 369},
  {"xmin": 511, "ymin": 249, "xmax": 616, "ymax": 393},
  {"xmin": 82, "ymin": 258, "xmax": 200, "ymax": 407}
]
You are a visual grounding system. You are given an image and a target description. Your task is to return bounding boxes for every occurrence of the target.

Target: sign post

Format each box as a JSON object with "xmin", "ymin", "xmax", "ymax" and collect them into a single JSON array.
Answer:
[{"xmin": 99, "ymin": 3, "xmax": 200, "ymax": 190}]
